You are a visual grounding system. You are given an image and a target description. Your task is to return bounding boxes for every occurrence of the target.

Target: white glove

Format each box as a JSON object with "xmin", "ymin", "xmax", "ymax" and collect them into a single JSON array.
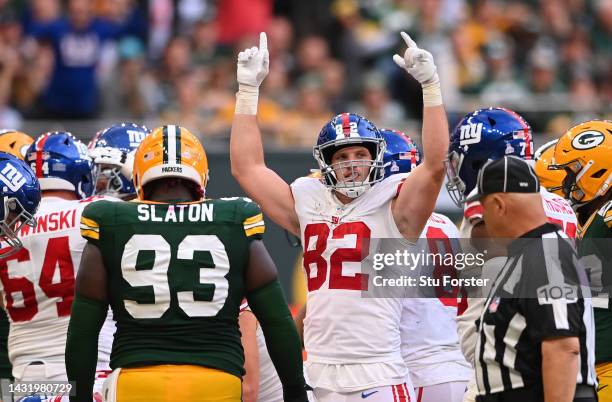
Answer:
[
  {"xmin": 393, "ymin": 32, "xmax": 442, "ymax": 106},
  {"xmin": 237, "ymin": 32, "xmax": 269, "ymax": 88},
  {"xmin": 235, "ymin": 32, "xmax": 269, "ymax": 114}
]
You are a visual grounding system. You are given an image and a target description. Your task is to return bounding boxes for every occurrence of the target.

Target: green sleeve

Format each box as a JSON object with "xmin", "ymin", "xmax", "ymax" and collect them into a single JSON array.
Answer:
[
  {"xmin": 65, "ymin": 294, "xmax": 108, "ymax": 402},
  {"xmin": 246, "ymin": 280, "xmax": 308, "ymax": 402}
]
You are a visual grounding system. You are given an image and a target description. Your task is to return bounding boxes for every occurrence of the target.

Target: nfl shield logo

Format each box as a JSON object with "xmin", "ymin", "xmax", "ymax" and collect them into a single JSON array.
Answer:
[{"xmin": 332, "ymin": 216, "xmax": 339, "ymax": 224}]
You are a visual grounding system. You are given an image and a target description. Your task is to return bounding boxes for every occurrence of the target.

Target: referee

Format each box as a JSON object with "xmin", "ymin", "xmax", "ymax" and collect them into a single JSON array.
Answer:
[{"xmin": 467, "ymin": 156, "xmax": 597, "ymax": 402}]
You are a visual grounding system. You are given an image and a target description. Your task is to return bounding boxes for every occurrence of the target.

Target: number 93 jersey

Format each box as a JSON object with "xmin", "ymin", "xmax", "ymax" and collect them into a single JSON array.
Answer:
[{"xmin": 80, "ymin": 197, "xmax": 265, "ymax": 378}]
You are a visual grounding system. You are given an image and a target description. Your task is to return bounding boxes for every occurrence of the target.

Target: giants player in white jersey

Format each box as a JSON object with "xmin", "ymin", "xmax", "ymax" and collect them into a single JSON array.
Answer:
[
  {"xmin": 0, "ymin": 132, "xmax": 116, "ymax": 399},
  {"xmin": 231, "ymin": 31, "xmax": 449, "ymax": 401},
  {"xmin": 380, "ymin": 128, "xmax": 471, "ymax": 401},
  {"xmin": 445, "ymin": 108, "xmax": 578, "ymax": 402}
]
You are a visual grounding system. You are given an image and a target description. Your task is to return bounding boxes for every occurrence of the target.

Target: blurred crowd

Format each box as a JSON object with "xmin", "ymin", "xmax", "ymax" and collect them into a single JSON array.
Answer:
[{"xmin": 0, "ymin": 0, "xmax": 610, "ymax": 147}]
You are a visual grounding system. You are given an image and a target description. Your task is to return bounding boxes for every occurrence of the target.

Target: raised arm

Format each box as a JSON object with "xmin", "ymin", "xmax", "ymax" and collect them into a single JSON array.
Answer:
[
  {"xmin": 230, "ymin": 33, "xmax": 299, "ymax": 235},
  {"xmin": 391, "ymin": 32, "xmax": 449, "ymax": 240}
]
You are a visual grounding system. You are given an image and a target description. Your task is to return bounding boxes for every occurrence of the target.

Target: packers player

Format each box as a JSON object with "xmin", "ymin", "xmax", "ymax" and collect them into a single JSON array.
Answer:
[
  {"xmin": 0, "ymin": 129, "xmax": 34, "ymax": 160},
  {"xmin": 552, "ymin": 120, "xmax": 612, "ymax": 402},
  {"xmin": 65, "ymin": 125, "xmax": 308, "ymax": 402},
  {"xmin": 534, "ymin": 139, "xmax": 565, "ymax": 197}
]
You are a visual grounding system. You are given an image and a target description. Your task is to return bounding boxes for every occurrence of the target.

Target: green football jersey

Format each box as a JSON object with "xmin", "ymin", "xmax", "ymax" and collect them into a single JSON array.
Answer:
[
  {"xmin": 578, "ymin": 200, "xmax": 612, "ymax": 363},
  {"xmin": 80, "ymin": 198, "xmax": 265, "ymax": 377}
]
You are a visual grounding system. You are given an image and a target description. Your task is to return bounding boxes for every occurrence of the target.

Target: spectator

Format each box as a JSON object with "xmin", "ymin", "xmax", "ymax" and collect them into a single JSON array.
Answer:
[
  {"xmin": 320, "ymin": 59, "xmax": 348, "ymax": 113},
  {"xmin": 190, "ymin": 19, "xmax": 219, "ymax": 67},
  {"xmin": 0, "ymin": 44, "xmax": 22, "ymax": 129},
  {"xmin": 102, "ymin": 36, "xmax": 152, "ymax": 118},
  {"xmin": 350, "ymin": 71, "xmax": 406, "ymax": 130},
  {"xmin": 479, "ymin": 37, "xmax": 526, "ymax": 105},
  {"xmin": 295, "ymin": 36, "xmax": 330, "ymax": 77},
  {"xmin": 276, "ymin": 74, "xmax": 331, "ymax": 147},
  {"xmin": 216, "ymin": 0, "xmax": 272, "ymax": 46},
  {"xmin": 525, "ymin": 44, "xmax": 565, "ymax": 97},
  {"xmin": 28, "ymin": 0, "xmax": 129, "ymax": 118},
  {"xmin": 160, "ymin": 71, "xmax": 210, "ymax": 139}
]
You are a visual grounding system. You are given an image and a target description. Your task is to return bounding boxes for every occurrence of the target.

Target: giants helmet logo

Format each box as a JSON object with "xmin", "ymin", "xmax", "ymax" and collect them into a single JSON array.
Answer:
[
  {"xmin": 0, "ymin": 162, "xmax": 26, "ymax": 192},
  {"xmin": 459, "ymin": 123, "xmax": 483, "ymax": 146}
]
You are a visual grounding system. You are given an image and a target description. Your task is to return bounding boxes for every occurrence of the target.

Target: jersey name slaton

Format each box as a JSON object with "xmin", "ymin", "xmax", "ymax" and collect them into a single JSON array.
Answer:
[{"xmin": 136, "ymin": 203, "xmax": 214, "ymax": 223}]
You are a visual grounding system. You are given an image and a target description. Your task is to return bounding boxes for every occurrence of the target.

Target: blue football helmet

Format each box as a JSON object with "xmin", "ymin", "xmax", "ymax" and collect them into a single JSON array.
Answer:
[
  {"xmin": 88, "ymin": 122, "xmax": 149, "ymax": 199},
  {"xmin": 445, "ymin": 107, "xmax": 533, "ymax": 206},
  {"xmin": 381, "ymin": 129, "xmax": 422, "ymax": 177},
  {"xmin": 26, "ymin": 132, "xmax": 94, "ymax": 199},
  {"xmin": 0, "ymin": 152, "xmax": 40, "ymax": 254},
  {"xmin": 313, "ymin": 113, "xmax": 386, "ymax": 198}
]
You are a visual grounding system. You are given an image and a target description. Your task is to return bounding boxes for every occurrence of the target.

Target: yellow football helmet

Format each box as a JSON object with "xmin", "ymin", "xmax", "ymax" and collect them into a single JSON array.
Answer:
[
  {"xmin": 552, "ymin": 120, "xmax": 612, "ymax": 204},
  {"xmin": 534, "ymin": 139, "xmax": 565, "ymax": 197},
  {"xmin": 0, "ymin": 129, "xmax": 34, "ymax": 160},
  {"xmin": 133, "ymin": 125, "xmax": 208, "ymax": 200}
]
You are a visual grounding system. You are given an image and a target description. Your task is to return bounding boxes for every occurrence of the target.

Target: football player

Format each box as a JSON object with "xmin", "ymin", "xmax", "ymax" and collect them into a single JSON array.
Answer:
[
  {"xmin": 382, "ymin": 129, "xmax": 472, "ymax": 402},
  {"xmin": 445, "ymin": 108, "xmax": 578, "ymax": 402},
  {"xmin": 534, "ymin": 139, "xmax": 565, "ymax": 197},
  {"xmin": 0, "ymin": 132, "xmax": 115, "ymax": 400},
  {"xmin": 88, "ymin": 123, "xmax": 149, "ymax": 200},
  {"xmin": 66, "ymin": 125, "xmax": 308, "ymax": 402},
  {"xmin": 231, "ymin": 31, "xmax": 449, "ymax": 401},
  {"xmin": 552, "ymin": 120, "xmax": 612, "ymax": 402},
  {"xmin": 0, "ymin": 129, "xmax": 34, "ymax": 160},
  {"xmin": 0, "ymin": 151, "xmax": 40, "ymax": 385}
]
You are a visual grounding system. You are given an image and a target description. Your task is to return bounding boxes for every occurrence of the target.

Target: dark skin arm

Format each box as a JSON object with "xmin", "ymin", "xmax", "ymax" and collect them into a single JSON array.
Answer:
[
  {"xmin": 244, "ymin": 240, "xmax": 280, "ymax": 292},
  {"xmin": 76, "ymin": 242, "xmax": 109, "ymax": 303}
]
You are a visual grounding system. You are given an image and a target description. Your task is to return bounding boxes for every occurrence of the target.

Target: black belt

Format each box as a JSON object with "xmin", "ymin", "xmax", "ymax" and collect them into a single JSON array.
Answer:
[{"xmin": 476, "ymin": 384, "xmax": 596, "ymax": 402}]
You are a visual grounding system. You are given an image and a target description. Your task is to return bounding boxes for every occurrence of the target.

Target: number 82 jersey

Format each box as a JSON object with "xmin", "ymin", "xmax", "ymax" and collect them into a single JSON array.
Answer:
[{"xmin": 80, "ymin": 198, "xmax": 265, "ymax": 377}]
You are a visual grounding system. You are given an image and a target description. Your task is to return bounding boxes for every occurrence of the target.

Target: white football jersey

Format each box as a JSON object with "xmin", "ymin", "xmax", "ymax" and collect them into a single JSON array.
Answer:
[
  {"xmin": 0, "ymin": 196, "xmax": 117, "ymax": 379},
  {"xmin": 240, "ymin": 303, "xmax": 283, "ymax": 402},
  {"xmin": 401, "ymin": 213, "xmax": 471, "ymax": 387},
  {"xmin": 456, "ymin": 187, "xmax": 578, "ymax": 364},
  {"xmin": 292, "ymin": 175, "xmax": 409, "ymax": 392}
]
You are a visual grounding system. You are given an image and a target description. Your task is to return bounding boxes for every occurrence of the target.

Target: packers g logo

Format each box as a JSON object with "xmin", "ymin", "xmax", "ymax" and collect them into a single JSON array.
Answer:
[
  {"xmin": 571, "ymin": 130, "xmax": 605, "ymax": 150},
  {"xmin": 0, "ymin": 162, "xmax": 26, "ymax": 192}
]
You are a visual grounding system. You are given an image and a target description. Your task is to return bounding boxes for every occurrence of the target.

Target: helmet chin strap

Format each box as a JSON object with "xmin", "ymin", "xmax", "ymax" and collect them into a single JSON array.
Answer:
[{"xmin": 596, "ymin": 172, "xmax": 612, "ymax": 198}]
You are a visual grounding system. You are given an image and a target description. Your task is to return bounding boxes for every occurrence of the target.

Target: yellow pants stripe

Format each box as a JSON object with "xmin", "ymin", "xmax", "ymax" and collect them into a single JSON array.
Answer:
[{"xmin": 116, "ymin": 365, "xmax": 242, "ymax": 402}]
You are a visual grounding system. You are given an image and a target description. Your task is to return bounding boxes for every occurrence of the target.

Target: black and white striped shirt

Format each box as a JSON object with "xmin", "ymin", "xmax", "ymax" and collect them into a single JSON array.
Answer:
[{"xmin": 475, "ymin": 223, "xmax": 597, "ymax": 395}]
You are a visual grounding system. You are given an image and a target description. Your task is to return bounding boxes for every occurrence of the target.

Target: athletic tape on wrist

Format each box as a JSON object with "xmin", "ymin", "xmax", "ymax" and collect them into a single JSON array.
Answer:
[
  {"xmin": 235, "ymin": 84, "xmax": 259, "ymax": 115},
  {"xmin": 422, "ymin": 80, "xmax": 443, "ymax": 107}
]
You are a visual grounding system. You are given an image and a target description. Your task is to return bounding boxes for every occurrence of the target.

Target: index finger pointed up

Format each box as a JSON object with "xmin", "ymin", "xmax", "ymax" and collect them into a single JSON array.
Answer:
[
  {"xmin": 400, "ymin": 31, "xmax": 417, "ymax": 48},
  {"xmin": 259, "ymin": 32, "xmax": 268, "ymax": 51}
]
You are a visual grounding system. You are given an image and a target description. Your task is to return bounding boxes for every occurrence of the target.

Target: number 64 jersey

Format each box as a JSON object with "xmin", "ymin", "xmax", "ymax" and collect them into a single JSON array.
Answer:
[
  {"xmin": 291, "ymin": 174, "xmax": 411, "ymax": 393},
  {"xmin": 0, "ymin": 195, "xmax": 116, "ymax": 380},
  {"xmin": 79, "ymin": 197, "xmax": 265, "ymax": 377}
]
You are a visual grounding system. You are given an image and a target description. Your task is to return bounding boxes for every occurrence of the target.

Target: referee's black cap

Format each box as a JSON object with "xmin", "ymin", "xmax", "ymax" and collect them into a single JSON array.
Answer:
[{"xmin": 466, "ymin": 156, "xmax": 540, "ymax": 202}]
